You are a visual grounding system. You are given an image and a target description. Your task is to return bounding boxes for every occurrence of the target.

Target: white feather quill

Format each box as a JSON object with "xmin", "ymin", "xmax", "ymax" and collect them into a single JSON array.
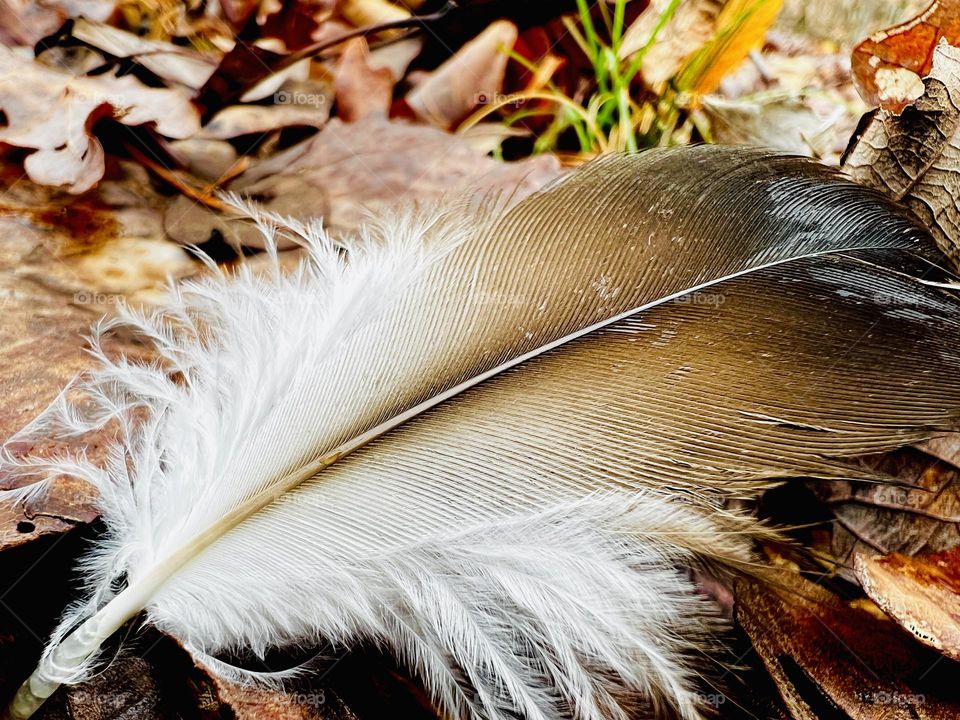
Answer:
[{"xmin": 3, "ymin": 146, "xmax": 960, "ymax": 720}]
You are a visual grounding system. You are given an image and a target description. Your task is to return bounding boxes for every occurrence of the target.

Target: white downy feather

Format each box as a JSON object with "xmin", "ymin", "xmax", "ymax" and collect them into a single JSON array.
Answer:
[
  {"xmin": 6, "ymin": 146, "xmax": 952, "ymax": 720},
  {"xmin": 0, "ymin": 205, "xmax": 753, "ymax": 720}
]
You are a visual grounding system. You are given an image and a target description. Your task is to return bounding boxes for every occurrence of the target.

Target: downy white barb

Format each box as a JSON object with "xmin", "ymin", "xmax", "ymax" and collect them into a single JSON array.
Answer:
[{"xmin": 4, "ymin": 146, "xmax": 960, "ymax": 720}]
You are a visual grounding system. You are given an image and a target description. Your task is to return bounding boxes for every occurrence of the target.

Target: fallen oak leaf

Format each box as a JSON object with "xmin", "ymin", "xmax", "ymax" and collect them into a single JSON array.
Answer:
[
  {"xmin": 855, "ymin": 548, "xmax": 960, "ymax": 661},
  {"xmin": 842, "ymin": 40, "xmax": 960, "ymax": 264},
  {"xmin": 0, "ymin": 46, "xmax": 200, "ymax": 193}
]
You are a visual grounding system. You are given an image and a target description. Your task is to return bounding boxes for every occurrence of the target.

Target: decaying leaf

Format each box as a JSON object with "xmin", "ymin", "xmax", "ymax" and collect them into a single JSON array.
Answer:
[
  {"xmin": 852, "ymin": 0, "xmax": 960, "ymax": 112},
  {"xmin": 620, "ymin": 0, "xmax": 723, "ymax": 85},
  {"xmin": 736, "ymin": 571, "xmax": 960, "ymax": 719},
  {"xmin": 164, "ymin": 117, "xmax": 562, "ymax": 249},
  {"xmin": 807, "ymin": 445, "xmax": 960, "ymax": 582},
  {"xmin": 0, "ymin": 46, "xmax": 199, "ymax": 193},
  {"xmin": 843, "ymin": 41, "xmax": 960, "ymax": 263},
  {"xmin": 199, "ymin": 97, "xmax": 331, "ymax": 140},
  {"xmin": 406, "ymin": 20, "xmax": 518, "ymax": 129},
  {"xmin": 856, "ymin": 548, "xmax": 960, "ymax": 661}
]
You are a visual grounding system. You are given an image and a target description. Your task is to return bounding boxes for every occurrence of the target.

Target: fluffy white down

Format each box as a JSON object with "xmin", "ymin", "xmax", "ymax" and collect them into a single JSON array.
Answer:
[{"xmin": 0, "ymin": 206, "xmax": 752, "ymax": 720}]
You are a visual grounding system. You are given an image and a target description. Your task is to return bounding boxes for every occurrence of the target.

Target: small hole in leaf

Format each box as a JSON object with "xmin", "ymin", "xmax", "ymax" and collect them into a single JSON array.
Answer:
[{"xmin": 16, "ymin": 521, "xmax": 35, "ymax": 534}]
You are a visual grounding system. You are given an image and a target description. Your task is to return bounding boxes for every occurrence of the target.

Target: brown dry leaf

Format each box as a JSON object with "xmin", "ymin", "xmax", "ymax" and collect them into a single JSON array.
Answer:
[
  {"xmin": 334, "ymin": 38, "xmax": 395, "ymax": 123},
  {"xmin": 339, "ymin": 0, "xmax": 410, "ymax": 27},
  {"xmin": 0, "ymin": 165, "xmax": 196, "ymax": 552},
  {"xmin": 842, "ymin": 41, "xmax": 960, "ymax": 264},
  {"xmin": 199, "ymin": 95, "xmax": 331, "ymax": 139},
  {"xmin": 407, "ymin": 20, "xmax": 518, "ymax": 129},
  {"xmin": 165, "ymin": 117, "xmax": 562, "ymax": 249},
  {"xmin": 0, "ymin": 46, "xmax": 200, "ymax": 193},
  {"xmin": 808, "ymin": 446, "xmax": 960, "ymax": 582},
  {"xmin": 736, "ymin": 571, "xmax": 960, "ymax": 719},
  {"xmin": 0, "ymin": 272, "xmax": 119, "ymax": 552},
  {"xmin": 852, "ymin": 0, "xmax": 960, "ymax": 112},
  {"xmin": 856, "ymin": 548, "xmax": 960, "ymax": 661}
]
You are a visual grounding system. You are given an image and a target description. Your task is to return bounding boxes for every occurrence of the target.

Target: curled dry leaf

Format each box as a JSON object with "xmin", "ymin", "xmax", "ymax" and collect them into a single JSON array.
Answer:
[
  {"xmin": 0, "ymin": 46, "xmax": 200, "ymax": 193},
  {"xmin": 199, "ymin": 97, "xmax": 331, "ymax": 140},
  {"xmin": 843, "ymin": 41, "xmax": 960, "ymax": 264},
  {"xmin": 620, "ymin": 0, "xmax": 723, "ymax": 85},
  {"xmin": 406, "ymin": 20, "xmax": 518, "ymax": 129},
  {"xmin": 852, "ymin": 0, "xmax": 960, "ymax": 112},
  {"xmin": 736, "ymin": 571, "xmax": 960, "ymax": 719},
  {"xmin": 855, "ymin": 548, "xmax": 960, "ymax": 661}
]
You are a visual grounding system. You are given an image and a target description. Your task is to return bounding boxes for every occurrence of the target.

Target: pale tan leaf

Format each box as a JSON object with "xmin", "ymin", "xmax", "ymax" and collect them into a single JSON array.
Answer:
[
  {"xmin": 334, "ymin": 38, "xmax": 395, "ymax": 122},
  {"xmin": 0, "ymin": 47, "xmax": 200, "ymax": 193},
  {"xmin": 407, "ymin": 21, "xmax": 517, "ymax": 129}
]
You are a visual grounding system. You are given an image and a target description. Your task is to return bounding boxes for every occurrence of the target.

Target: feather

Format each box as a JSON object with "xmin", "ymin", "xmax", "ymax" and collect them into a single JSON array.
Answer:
[{"xmin": 3, "ymin": 145, "xmax": 960, "ymax": 720}]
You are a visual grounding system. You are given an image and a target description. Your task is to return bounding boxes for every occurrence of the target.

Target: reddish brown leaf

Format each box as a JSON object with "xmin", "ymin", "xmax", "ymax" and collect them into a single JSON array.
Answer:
[
  {"xmin": 852, "ymin": 0, "xmax": 960, "ymax": 111},
  {"xmin": 736, "ymin": 571, "xmax": 960, "ymax": 719},
  {"xmin": 856, "ymin": 548, "xmax": 960, "ymax": 661}
]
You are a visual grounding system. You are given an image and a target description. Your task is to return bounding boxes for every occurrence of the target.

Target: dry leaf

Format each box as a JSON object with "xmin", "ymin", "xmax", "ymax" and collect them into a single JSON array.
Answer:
[
  {"xmin": 856, "ymin": 548, "xmax": 960, "ymax": 661},
  {"xmin": 620, "ymin": 0, "xmax": 723, "ymax": 84},
  {"xmin": 406, "ymin": 20, "xmax": 518, "ymax": 129},
  {"xmin": 62, "ymin": 18, "xmax": 218, "ymax": 90},
  {"xmin": 736, "ymin": 571, "xmax": 960, "ymax": 719},
  {"xmin": 852, "ymin": 0, "xmax": 960, "ymax": 112},
  {"xmin": 164, "ymin": 117, "xmax": 562, "ymax": 249},
  {"xmin": 0, "ymin": 46, "xmax": 200, "ymax": 193},
  {"xmin": 334, "ymin": 38, "xmax": 394, "ymax": 122},
  {"xmin": 843, "ymin": 41, "xmax": 960, "ymax": 264},
  {"xmin": 199, "ymin": 97, "xmax": 331, "ymax": 140},
  {"xmin": 339, "ymin": 0, "xmax": 410, "ymax": 27},
  {"xmin": 702, "ymin": 91, "xmax": 841, "ymax": 156}
]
